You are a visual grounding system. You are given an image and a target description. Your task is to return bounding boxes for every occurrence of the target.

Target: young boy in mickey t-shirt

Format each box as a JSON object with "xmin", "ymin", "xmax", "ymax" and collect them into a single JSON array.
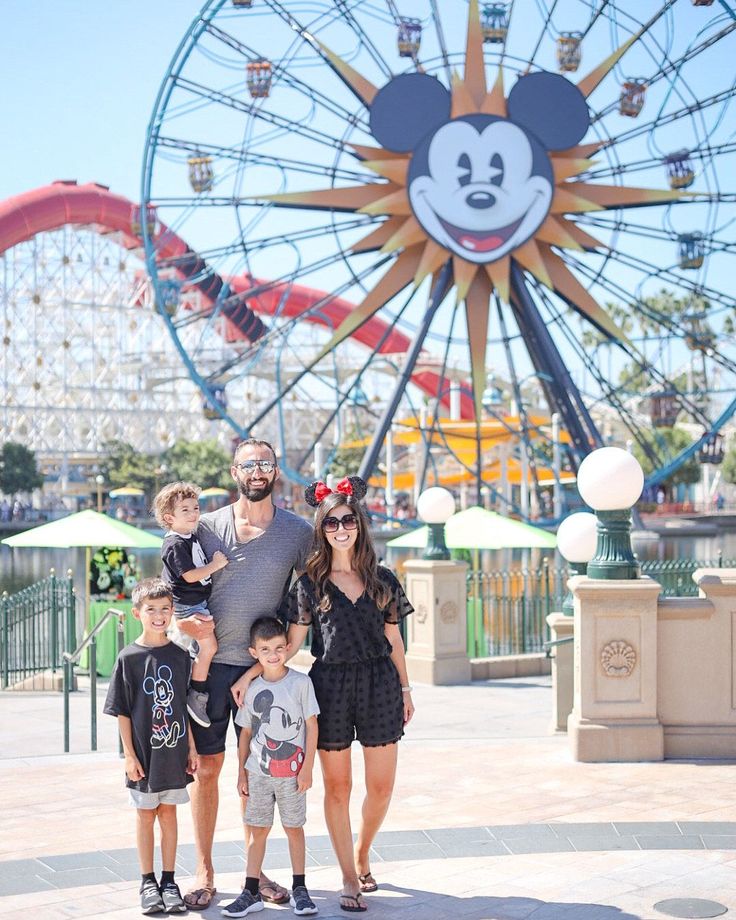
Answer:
[{"xmin": 104, "ymin": 577, "xmax": 198, "ymax": 915}]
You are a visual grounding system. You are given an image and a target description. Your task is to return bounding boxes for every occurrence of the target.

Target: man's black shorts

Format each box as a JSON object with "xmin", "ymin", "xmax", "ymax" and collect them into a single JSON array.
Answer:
[{"xmin": 191, "ymin": 662, "xmax": 250, "ymax": 756}]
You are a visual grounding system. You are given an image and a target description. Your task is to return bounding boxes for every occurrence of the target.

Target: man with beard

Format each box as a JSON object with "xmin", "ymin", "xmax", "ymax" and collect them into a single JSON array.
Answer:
[{"xmin": 179, "ymin": 438, "xmax": 313, "ymax": 911}]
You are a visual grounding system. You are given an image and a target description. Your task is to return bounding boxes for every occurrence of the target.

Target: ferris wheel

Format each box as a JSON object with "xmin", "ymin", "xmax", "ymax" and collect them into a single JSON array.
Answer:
[{"xmin": 142, "ymin": 0, "xmax": 736, "ymax": 518}]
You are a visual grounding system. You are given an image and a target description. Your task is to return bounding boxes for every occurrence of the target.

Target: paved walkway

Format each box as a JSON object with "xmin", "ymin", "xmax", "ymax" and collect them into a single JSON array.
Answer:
[{"xmin": 2, "ymin": 675, "xmax": 736, "ymax": 918}]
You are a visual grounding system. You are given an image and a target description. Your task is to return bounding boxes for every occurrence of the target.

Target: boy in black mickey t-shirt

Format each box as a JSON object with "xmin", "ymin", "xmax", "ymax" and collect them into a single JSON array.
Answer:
[
  {"xmin": 104, "ymin": 577, "xmax": 198, "ymax": 915},
  {"xmin": 154, "ymin": 482, "xmax": 228, "ymax": 730}
]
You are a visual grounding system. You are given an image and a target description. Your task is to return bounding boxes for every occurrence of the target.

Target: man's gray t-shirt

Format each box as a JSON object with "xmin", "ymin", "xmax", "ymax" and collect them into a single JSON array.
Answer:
[{"xmin": 198, "ymin": 505, "xmax": 313, "ymax": 666}]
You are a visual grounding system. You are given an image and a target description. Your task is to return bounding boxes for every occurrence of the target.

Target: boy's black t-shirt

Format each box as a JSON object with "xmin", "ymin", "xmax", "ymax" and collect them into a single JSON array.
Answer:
[
  {"xmin": 104, "ymin": 641, "xmax": 193, "ymax": 793},
  {"xmin": 161, "ymin": 531, "xmax": 212, "ymax": 607}
]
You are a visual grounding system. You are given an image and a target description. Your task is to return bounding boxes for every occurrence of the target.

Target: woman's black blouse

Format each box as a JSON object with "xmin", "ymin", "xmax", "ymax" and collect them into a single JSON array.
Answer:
[{"xmin": 280, "ymin": 566, "xmax": 413, "ymax": 664}]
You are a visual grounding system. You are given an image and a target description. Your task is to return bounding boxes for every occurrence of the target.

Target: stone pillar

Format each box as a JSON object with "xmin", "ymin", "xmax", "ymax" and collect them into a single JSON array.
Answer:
[
  {"xmin": 403, "ymin": 559, "xmax": 471, "ymax": 685},
  {"xmin": 546, "ymin": 612, "xmax": 574, "ymax": 732},
  {"xmin": 567, "ymin": 575, "xmax": 663, "ymax": 762}
]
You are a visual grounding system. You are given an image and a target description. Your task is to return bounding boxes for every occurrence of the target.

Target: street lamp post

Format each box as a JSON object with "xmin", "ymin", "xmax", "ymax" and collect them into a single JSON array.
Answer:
[
  {"xmin": 95, "ymin": 474, "xmax": 105, "ymax": 513},
  {"xmin": 416, "ymin": 487, "xmax": 455, "ymax": 560},
  {"xmin": 576, "ymin": 447, "xmax": 644, "ymax": 580}
]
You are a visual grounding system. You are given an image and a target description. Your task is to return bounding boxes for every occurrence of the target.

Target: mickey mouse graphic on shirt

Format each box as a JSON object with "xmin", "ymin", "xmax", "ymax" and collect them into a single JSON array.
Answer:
[
  {"xmin": 368, "ymin": 70, "xmax": 590, "ymax": 264},
  {"xmin": 252, "ymin": 688, "xmax": 305, "ymax": 778},
  {"xmin": 143, "ymin": 664, "xmax": 184, "ymax": 749}
]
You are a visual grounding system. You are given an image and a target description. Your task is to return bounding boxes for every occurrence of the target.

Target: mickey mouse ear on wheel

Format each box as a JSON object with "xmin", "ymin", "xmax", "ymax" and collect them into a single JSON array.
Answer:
[{"xmin": 369, "ymin": 73, "xmax": 451, "ymax": 153}]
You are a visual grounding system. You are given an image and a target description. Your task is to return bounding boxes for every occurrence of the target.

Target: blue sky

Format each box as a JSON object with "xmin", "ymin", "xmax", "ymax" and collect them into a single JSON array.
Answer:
[{"xmin": 0, "ymin": 1, "xmax": 194, "ymax": 202}]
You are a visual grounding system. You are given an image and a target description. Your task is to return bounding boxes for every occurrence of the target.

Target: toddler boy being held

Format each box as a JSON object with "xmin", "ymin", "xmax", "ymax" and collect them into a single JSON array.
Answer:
[
  {"xmin": 154, "ymin": 481, "xmax": 228, "ymax": 729},
  {"xmin": 222, "ymin": 617, "xmax": 320, "ymax": 918}
]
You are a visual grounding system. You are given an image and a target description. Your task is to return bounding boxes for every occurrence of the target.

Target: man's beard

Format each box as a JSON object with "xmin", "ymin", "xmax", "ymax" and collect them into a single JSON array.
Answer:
[{"xmin": 238, "ymin": 478, "xmax": 276, "ymax": 502}]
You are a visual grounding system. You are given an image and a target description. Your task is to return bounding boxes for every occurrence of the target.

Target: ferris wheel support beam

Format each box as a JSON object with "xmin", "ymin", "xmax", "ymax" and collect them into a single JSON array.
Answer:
[
  {"xmin": 509, "ymin": 264, "xmax": 603, "ymax": 464},
  {"xmin": 358, "ymin": 262, "xmax": 453, "ymax": 481}
]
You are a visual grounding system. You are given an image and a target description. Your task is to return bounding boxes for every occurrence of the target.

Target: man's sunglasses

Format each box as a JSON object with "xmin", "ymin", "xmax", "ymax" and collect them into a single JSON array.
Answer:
[
  {"xmin": 322, "ymin": 514, "xmax": 358, "ymax": 533},
  {"xmin": 235, "ymin": 460, "xmax": 276, "ymax": 473}
]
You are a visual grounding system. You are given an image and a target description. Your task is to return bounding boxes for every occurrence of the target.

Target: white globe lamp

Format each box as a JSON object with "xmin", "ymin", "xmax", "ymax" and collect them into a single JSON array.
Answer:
[
  {"xmin": 556, "ymin": 512, "xmax": 598, "ymax": 615},
  {"xmin": 576, "ymin": 447, "xmax": 643, "ymax": 579},
  {"xmin": 417, "ymin": 487, "xmax": 455, "ymax": 560}
]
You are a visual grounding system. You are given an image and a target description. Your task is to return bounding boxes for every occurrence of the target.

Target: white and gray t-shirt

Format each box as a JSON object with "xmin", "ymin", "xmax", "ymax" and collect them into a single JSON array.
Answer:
[
  {"xmin": 235, "ymin": 668, "xmax": 320, "ymax": 777},
  {"xmin": 197, "ymin": 504, "xmax": 313, "ymax": 666}
]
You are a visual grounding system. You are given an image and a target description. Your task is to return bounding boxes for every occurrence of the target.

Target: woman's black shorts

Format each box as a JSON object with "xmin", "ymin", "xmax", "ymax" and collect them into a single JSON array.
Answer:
[{"xmin": 309, "ymin": 656, "xmax": 404, "ymax": 751}]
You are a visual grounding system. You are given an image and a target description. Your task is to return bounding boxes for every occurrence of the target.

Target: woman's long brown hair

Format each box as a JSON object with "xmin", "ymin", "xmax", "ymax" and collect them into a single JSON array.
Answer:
[{"xmin": 305, "ymin": 493, "xmax": 391, "ymax": 614}]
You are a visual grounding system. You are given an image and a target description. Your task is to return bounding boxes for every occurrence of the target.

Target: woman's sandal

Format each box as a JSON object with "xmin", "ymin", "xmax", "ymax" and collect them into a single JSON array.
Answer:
[
  {"xmin": 358, "ymin": 873, "xmax": 378, "ymax": 893},
  {"xmin": 340, "ymin": 892, "xmax": 368, "ymax": 912}
]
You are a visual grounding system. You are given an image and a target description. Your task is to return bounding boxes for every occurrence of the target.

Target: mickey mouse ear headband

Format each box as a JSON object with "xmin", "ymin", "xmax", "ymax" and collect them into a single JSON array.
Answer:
[{"xmin": 304, "ymin": 476, "xmax": 368, "ymax": 507}]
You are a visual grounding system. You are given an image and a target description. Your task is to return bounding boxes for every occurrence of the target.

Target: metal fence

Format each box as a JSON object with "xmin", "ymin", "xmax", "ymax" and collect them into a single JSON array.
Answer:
[
  {"xmin": 0, "ymin": 570, "xmax": 76, "ymax": 688},
  {"xmin": 466, "ymin": 556, "xmax": 735, "ymax": 659}
]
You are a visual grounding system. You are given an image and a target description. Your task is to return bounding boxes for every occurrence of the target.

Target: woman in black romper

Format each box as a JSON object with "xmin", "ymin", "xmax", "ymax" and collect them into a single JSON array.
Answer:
[{"xmin": 232, "ymin": 476, "xmax": 414, "ymax": 913}]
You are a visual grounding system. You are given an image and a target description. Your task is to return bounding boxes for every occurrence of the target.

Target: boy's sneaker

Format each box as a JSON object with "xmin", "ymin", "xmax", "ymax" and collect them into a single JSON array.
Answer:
[
  {"xmin": 221, "ymin": 888, "xmax": 264, "ymax": 917},
  {"xmin": 290, "ymin": 885, "xmax": 318, "ymax": 916},
  {"xmin": 160, "ymin": 880, "xmax": 187, "ymax": 914},
  {"xmin": 187, "ymin": 688, "xmax": 211, "ymax": 728},
  {"xmin": 140, "ymin": 878, "xmax": 165, "ymax": 915}
]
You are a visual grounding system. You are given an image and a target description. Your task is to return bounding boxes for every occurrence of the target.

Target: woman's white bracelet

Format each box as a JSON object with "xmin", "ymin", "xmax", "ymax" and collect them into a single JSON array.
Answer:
[{"xmin": 401, "ymin": 686, "xmax": 413, "ymax": 693}]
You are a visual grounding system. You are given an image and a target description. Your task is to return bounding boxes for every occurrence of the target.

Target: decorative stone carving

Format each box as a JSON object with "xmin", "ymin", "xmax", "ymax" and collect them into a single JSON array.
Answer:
[
  {"xmin": 439, "ymin": 600, "xmax": 458, "ymax": 624},
  {"xmin": 600, "ymin": 640, "xmax": 637, "ymax": 677},
  {"xmin": 415, "ymin": 603, "xmax": 428, "ymax": 624}
]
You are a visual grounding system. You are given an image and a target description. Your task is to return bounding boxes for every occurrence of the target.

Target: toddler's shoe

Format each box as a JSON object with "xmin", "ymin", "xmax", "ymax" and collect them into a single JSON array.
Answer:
[
  {"xmin": 140, "ymin": 878, "xmax": 164, "ymax": 915},
  {"xmin": 187, "ymin": 688, "xmax": 211, "ymax": 728},
  {"xmin": 221, "ymin": 888, "xmax": 264, "ymax": 917},
  {"xmin": 290, "ymin": 885, "xmax": 318, "ymax": 916}
]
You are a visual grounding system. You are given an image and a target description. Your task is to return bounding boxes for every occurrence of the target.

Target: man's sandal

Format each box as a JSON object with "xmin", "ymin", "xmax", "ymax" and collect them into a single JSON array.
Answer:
[
  {"xmin": 340, "ymin": 892, "xmax": 367, "ymax": 913},
  {"xmin": 183, "ymin": 886, "xmax": 217, "ymax": 911},
  {"xmin": 259, "ymin": 879, "xmax": 289, "ymax": 904},
  {"xmin": 358, "ymin": 873, "xmax": 378, "ymax": 893}
]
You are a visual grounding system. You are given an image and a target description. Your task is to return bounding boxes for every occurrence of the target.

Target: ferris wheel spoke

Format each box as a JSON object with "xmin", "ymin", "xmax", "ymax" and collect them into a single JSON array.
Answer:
[
  {"xmin": 429, "ymin": 0, "xmax": 452, "ymax": 85},
  {"xmin": 155, "ymin": 135, "xmax": 380, "ymax": 184},
  {"xmin": 591, "ymin": 21, "xmax": 736, "ymax": 123},
  {"xmin": 526, "ymin": 0, "xmax": 561, "ymax": 71},
  {"xmin": 604, "ymin": 86, "xmax": 736, "ymax": 149},
  {"xmin": 202, "ymin": 21, "xmax": 372, "ymax": 131},
  {"xmin": 173, "ymin": 75, "xmax": 351, "ymax": 152},
  {"xmin": 332, "ymin": 0, "xmax": 395, "ymax": 80},
  {"xmin": 579, "ymin": 142, "xmax": 736, "ymax": 182}
]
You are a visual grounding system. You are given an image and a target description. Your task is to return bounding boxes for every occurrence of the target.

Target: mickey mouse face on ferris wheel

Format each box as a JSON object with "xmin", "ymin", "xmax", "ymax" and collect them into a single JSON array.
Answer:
[{"xmin": 369, "ymin": 72, "xmax": 591, "ymax": 264}]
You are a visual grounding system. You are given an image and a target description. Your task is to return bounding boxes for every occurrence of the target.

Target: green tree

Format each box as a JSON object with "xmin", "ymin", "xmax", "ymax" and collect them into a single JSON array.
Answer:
[
  {"xmin": 0, "ymin": 442, "xmax": 44, "ymax": 494},
  {"xmin": 326, "ymin": 428, "xmax": 366, "ymax": 478},
  {"xmin": 163, "ymin": 439, "xmax": 233, "ymax": 489},
  {"xmin": 722, "ymin": 442, "xmax": 736, "ymax": 486},
  {"xmin": 632, "ymin": 427, "xmax": 700, "ymax": 491},
  {"xmin": 99, "ymin": 440, "xmax": 158, "ymax": 495}
]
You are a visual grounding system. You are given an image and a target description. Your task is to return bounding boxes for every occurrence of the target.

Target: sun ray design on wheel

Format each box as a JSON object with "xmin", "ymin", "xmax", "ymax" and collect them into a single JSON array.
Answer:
[{"xmin": 252, "ymin": 1, "xmax": 693, "ymax": 420}]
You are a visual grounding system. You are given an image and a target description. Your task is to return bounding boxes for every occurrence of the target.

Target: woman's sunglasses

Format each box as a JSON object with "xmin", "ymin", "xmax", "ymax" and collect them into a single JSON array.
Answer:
[{"xmin": 322, "ymin": 514, "xmax": 358, "ymax": 533}]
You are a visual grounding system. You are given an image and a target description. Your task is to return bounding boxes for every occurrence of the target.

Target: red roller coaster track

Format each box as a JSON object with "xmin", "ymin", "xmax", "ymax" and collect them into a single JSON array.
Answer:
[{"xmin": 0, "ymin": 181, "xmax": 473, "ymax": 418}]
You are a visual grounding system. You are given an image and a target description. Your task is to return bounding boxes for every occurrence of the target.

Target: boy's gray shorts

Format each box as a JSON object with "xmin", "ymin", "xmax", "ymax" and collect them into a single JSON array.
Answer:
[
  {"xmin": 128, "ymin": 787, "xmax": 190, "ymax": 809},
  {"xmin": 245, "ymin": 772, "xmax": 306, "ymax": 828}
]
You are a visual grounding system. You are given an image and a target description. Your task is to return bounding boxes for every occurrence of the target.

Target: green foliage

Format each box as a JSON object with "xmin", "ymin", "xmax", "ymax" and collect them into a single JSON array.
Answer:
[
  {"xmin": 99, "ymin": 440, "xmax": 158, "ymax": 495},
  {"xmin": 0, "ymin": 442, "xmax": 44, "ymax": 494},
  {"xmin": 632, "ymin": 427, "xmax": 700, "ymax": 489},
  {"xmin": 722, "ymin": 442, "xmax": 736, "ymax": 486},
  {"xmin": 326, "ymin": 427, "xmax": 366, "ymax": 479},
  {"xmin": 162, "ymin": 440, "xmax": 232, "ymax": 489}
]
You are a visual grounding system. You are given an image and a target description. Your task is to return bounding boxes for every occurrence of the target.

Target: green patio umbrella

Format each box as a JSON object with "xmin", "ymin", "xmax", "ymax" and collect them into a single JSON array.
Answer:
[
  {"xmin": 2, "ymin": 510, "xmax": 163, "ymax": 622},
  {"xmin": 386, "ymin": 505, "xmax": 556, "ymax": 551}
]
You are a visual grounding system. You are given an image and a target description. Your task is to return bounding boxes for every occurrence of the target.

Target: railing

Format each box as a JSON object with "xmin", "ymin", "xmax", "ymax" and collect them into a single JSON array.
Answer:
[
  {"xmin": 62, "ymin": 606, "xmax": 126, "ymax": 753},
  {"xmin": 1, "ymin": 569, "xmax": 76, "ymax": 688},
  {"xmin": 466, "ymin": 555, "xmax": 735, "ymax": 659}
]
